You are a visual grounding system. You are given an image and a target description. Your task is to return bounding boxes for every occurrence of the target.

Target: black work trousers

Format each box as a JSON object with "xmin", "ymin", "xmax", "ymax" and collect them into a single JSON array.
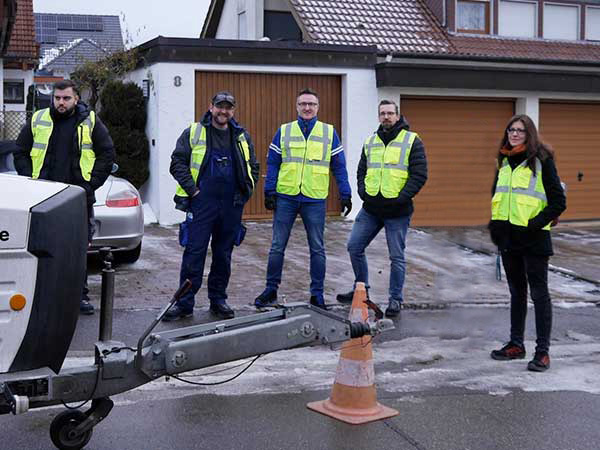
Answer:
[{"xmin": 502, "ymin": 252, "xmax": 552, "ymax": 353}]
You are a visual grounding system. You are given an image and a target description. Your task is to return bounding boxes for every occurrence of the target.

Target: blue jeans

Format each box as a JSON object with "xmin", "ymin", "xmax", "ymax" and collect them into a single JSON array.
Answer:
[
  {"xmin": 347, "ymin": 208, "xmax": 411, "ymax": 303},
  {"xmin": 177, "ymin": 191, "xmax": 243, "ymax": 312},
  {"xmin": 265, "ymin": 197, "xmax": 326, "ymax": 298}
]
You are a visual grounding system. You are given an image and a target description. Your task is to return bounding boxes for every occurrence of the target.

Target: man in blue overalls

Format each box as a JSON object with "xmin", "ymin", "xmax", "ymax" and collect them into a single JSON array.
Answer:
[{"xmin": 165, "ymin": 92, "xmax": 259, "ymax": 321}]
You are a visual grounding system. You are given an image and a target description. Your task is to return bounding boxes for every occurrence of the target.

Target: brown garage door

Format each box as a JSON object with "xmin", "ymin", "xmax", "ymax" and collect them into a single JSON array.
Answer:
[
  {"xmin": 400, "ymin": 97, "xmax": 515, "ymax": 226},
  {"xmin": 540, "ymin": 102, "xmax": 600, "ymax": 221},
  {"xmin": 195, "ymin": 71, "xmax": 342, "ymax": 219}
]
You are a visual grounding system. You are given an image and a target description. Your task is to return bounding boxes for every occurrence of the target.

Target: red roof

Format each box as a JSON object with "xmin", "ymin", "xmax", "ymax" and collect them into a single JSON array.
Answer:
[
  {"xmin": 289, "ymin": 0, "xmax": 600, "ymax": 65},
  {"xmin": 5, "ymin": 0, "xmax": 37, "ymax": 60}
]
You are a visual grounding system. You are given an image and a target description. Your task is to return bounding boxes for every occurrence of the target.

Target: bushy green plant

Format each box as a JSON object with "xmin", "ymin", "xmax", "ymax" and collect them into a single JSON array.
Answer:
[{"xmin": 99, "ymin": 81, "xmax": 149, "ymax": 188}]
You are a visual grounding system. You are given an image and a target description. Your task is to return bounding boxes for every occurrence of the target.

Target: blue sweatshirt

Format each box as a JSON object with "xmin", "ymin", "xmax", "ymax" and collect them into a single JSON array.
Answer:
[{"xmin": 264, "ymin": 116, "xmax": 351, "ymax": 202}]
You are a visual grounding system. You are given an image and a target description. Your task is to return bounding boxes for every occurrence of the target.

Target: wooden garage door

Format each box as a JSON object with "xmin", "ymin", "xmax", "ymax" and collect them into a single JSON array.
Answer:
[
  {"xmin": 195, "ymin": 71, "xmax": 342, "ymax": 219},
  {"xmin": 540, "ymin": 102, "xmax": 600, "ymax": 220},
  {"xmin": 400, "ymin": 97, "xmax": 515, "ymax": 226}
]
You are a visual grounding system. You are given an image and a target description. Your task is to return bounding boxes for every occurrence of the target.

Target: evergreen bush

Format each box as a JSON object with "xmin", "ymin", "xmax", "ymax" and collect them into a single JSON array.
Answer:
[{"xmin": 99, "ymin": 81, "xmax": 149, "ymax": 188}]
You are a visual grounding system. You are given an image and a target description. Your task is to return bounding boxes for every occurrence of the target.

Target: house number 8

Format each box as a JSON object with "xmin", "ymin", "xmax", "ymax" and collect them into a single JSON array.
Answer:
[{"xmin": 174, "ymin": 76, "xmax": 182, "ymax": 87}]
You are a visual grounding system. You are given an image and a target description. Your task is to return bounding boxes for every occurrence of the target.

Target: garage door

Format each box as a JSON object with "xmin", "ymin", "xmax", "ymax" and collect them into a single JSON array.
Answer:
[
  {"xmin": 540, "ymin": 102, "xmax": 600, "ymax": 221},
  {"xmin": 400, "ymin": 97, "xmax": 515, "ymax": 226},
  {"xmin": 195, "ymin": 71, "xmax": 342, "ymax": 219}
]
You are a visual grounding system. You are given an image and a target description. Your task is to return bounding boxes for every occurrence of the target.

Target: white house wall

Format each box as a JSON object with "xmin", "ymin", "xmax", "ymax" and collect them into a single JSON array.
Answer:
[
  {"xmin": 130, "ymin": 62, "xmax": 377, "ymax": 225},
  {"xmin": 2, "ymin": 68, "xmax": 34, "ymax": 112}
]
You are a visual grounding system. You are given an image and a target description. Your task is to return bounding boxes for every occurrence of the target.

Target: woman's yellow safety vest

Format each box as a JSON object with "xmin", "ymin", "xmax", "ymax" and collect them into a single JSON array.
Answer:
[
  {"xmin": 276, "ymin": 120, "xmax": 333, "ymax": 200},
  {"xmin": 364, "ymin": 129, "xmax": 417, "ymax": 198},
  {"xmin": 30, "ymin": 108, "xmax": 96, "ymax": 180},
  {"xmin": 491, "ymin": 157, "xmax": 550, "ymax": 230},
  {"xmin": 174, "ymin": 122, "xmax": 254, "ymax": 197}
]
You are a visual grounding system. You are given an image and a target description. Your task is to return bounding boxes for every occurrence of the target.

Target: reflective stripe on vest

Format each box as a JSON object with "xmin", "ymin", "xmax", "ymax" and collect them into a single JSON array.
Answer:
[
  {"xmin": 364, "ymin": 129, "xmax": 417, "ymax": 199},
  {"xmin": 276, "ymin": 120, "xmax": 333, "ymax": 199},
  {"xmin": 175, "ymin": 123, "xmax": 253, "ymax": 197},
  {"xmin": 31, "ymin": 108, "xmax": 96, "ymax": 181},
  {"xmin": 491, "ymin": 158, "xmax": 550, "ymax": 230}
]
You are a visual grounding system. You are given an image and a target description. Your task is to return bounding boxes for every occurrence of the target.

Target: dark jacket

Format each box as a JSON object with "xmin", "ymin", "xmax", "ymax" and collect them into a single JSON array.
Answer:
[
  {"xmin": 357, "ymin": 116, "xmax": 428, "ymax": 218},
  {"xmin": 488, "ymin": 153, "xmax": 566, "ymax": 256},
  {"xmin": 14, "ymin": 102, "xmax": 115, "ymax": 205},
  {"xmin": 170, "ymin": 111, "xmax": 259, "ymax": 211}
]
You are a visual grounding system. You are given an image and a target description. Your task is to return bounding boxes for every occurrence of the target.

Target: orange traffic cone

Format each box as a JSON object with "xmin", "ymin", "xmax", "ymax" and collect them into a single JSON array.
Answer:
[{"xmin": 307, "ymin": 282, "xmax": 398, "ymax": 424}]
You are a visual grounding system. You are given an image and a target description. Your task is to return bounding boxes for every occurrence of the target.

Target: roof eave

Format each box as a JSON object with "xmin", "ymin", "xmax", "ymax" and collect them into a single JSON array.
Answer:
[{"xmin": 200, "ymin": 0, "xmax": 225, "ymax": 39}]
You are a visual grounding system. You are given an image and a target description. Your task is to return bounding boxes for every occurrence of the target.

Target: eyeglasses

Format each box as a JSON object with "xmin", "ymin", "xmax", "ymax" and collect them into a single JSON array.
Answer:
[
  {"xmin": 507, "ymin": 128, "xmax": 526, "ymax": 135},
  {"xmin": 297, "ymin": 102, "xmax": 318, "ymax": 108}
]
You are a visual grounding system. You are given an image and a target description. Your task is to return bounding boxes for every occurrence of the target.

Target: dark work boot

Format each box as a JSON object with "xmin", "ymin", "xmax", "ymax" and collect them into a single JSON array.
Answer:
[
  {"xmin": 210, "ymin": 302, "xmax": 235, "ymax": 320},
  {"xmin": 254, "ymin": 289, "xmax": 278, "ymax": 308},
  {"xmin": 385, "ymin": 300, "xmax": 401, "ymax": 318},
  {"xmin": 80, "ymin": 299, "xmax": 94, "ymax": 315},
  {"xmin": 310, "ymin": 295, "xmax": 326, "ymax": 309},
  {"xmin": 336, "ymin": 290, "xmax": 354, "ymax": 304},
  {"xmin": 162, "ymin": 305, "xmax": 193, "ymax": 322}
]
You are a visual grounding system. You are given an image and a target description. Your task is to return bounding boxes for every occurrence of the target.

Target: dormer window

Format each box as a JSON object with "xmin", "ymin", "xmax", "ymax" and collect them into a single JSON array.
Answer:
[
  {"xmin": 586, "ymin": 7, "xmax": 600, "ymax": 41},
  {"xmin": 457, "ymin": 0, "xmax": 491, "ymax": 34},
  {"xmin": 543, "ymin": 3, "xmax": 579, "ymax": 40},
  {"xmin": 499, "ymin": 1, "xmax": 537, "ymax": 38}
]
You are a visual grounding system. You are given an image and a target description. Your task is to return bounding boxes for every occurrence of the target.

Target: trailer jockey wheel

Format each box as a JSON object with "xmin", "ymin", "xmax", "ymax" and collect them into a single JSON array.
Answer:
[{"xmin": 49, "ymin": 410, "xmax": 93, "ymax": 450}]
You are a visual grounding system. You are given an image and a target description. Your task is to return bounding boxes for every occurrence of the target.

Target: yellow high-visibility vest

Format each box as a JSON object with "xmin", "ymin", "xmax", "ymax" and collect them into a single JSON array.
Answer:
[
  {"xmin": 30, "ymin": 108, "xmax": 96, "ymax": 181},
  {"xmin": 175, "ymin": 122, "xmax": 253, "ymax": 197},
  {"xmin": 364, "ymin": 129, "xmax": 417, "ymax": 198},
  {"xmin": 276, "ymin": 120, "xmax": 333, "ymax": 199},
  {"xmin": 491, "ymin": 157, "xmax": 550, "ymax": 230}
]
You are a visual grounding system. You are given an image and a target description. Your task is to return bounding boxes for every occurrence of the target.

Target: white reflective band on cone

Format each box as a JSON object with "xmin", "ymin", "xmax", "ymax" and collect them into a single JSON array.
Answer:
[
  {"xmin": 334, "ymin": 357, "xmax": 375, "ymax": 387},
  {"xmin": 350, "ymin": 309, "xmax": 365, "ymax": 322}
]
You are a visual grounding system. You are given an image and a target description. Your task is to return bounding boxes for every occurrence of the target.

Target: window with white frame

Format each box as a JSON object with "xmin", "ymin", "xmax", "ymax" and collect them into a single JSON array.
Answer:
[
  {"xmin": 457, "ymin": 0, "xmax": 491, "ymax": 34},
  {"xmin": 499, "ymin": 1, "xmax": 537, "ymax": 37},
  {"xmin": 543, "ymin": 3, "xmax": 579, "ymax": 40},
  {"xmin": 587, "ymin": 7, "xmax": 600, "ymax": 40}
]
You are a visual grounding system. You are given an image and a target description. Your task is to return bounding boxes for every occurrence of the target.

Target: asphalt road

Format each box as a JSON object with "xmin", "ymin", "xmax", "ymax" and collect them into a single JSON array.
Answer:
[{"xmin": 2, "ymin": 222, "xmax": 600, "ymax": 449}]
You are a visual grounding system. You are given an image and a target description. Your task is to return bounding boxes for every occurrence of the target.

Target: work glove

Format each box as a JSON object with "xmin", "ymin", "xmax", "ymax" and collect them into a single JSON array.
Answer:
[
  {"xmin": 341, "ymin": 197, "xmax": 352, "ymax": 216},
  {"xmin": 265, "ymin": 195, "xmax": 277, "ymax": 211}
]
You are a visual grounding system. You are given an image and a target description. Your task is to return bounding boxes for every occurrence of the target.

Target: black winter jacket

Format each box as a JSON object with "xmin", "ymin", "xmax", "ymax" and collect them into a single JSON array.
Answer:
[
  {"xmin": 488, "ymin": 153, "xmax": 566, "ymax": 256},
  {"xmin": 357, "ymin": 116, "xmax": 428, "ymax": 218},
  {"xmin": 14, "ymin": 102, "xmax": 115, "ymax": 206},
  {"xmin": 170, "ymin": 111, "xmax": 259, "ymax": 211}
]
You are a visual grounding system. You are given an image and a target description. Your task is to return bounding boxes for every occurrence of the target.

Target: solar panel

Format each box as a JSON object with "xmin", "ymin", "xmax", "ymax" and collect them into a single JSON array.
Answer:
[
  {"xmin": 88, "ymin": 16, "xmax": 103, "ymax": 31},
  {"xmin": 57, "ymin": 15, "xmax": 72, "ymax": 30}
]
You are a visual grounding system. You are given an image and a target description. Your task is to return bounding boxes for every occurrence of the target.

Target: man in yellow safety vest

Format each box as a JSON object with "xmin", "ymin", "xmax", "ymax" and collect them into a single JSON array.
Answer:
[
  {"xmin": 14, "ymin": 79, "xmax": 115, "ymax": 315},
  {"xmin": 254, "ymin": 88, "xmax": 352, "ymax": 309},
  {"xmin": 166, "ymin": 91, "xmax": 259, "ymax": 321},
  {"xmin": 336, "ymin": 100, "xmax": 428, "ymax": 317}
]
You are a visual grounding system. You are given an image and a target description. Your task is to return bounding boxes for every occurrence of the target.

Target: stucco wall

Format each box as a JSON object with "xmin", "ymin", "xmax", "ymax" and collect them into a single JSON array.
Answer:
[{"xmin": 129, "ymin": 61, "xmax": 377, "ymax": 225}]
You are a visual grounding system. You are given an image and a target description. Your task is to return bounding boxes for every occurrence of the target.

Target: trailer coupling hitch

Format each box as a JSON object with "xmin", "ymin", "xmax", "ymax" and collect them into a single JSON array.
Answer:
[
  {"xmin": 349, "ymin": 318, "xmax": 394, "ymax": 339},
  {"xmin": 1, "ymin": 382, "xmax": 29, "ymax": 415}
]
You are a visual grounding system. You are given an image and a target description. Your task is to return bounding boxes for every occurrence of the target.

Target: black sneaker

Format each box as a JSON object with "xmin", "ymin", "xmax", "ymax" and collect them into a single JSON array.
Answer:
[
  {"xmin": 336, "ymin": 290, "xmax": 354, "ymax": 304},
  {"xmin": 385, "ymin": 300, "xmax": 401, "ymax": 318},
  {"xmin": 527, "ymin": 351, "xmax": 550, "ymax": 372},
  {"xmin": 162, "ymin": 305, "xmax": 193, "ymax": 322},
  {"xmin": 80, "ymin": 299, "xmax": 94, "ymax": 315},
  {"xmin": 310, "ymin": 295, "xmax": 326, "ymax": 309},
  {"xmin": 254, "ymin": 289, "xmax": 277, "ymax": 308},
  {"xmin": 490, "ymin": 342, "xmax": 526, "ymax": 360}
]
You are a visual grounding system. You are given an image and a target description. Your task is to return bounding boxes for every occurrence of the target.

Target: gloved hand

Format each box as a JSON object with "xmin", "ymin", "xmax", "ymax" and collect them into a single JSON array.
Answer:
[
  {"xmin": 265, "ymin": 195, "xmax": 277, "ymax": 211},
  {"xmin": 341, "ymin": 197, "xmax": 352, "ymax": 216}
]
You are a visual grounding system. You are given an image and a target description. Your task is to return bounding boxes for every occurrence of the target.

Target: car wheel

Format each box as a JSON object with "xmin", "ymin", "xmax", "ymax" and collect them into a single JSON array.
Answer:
[{"xmin": 115, "ymin": 241, "xmax": 142, "ymax": 264}]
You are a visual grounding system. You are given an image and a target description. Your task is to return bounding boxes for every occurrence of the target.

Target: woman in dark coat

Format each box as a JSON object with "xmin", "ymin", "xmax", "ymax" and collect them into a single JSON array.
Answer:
[{"xmin": 489, "ymin": 114, "xmax": 566, "ymax": 372}]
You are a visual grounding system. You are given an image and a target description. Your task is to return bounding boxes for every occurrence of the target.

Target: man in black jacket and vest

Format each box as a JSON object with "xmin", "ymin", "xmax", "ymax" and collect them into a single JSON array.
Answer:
[
  {"xmin": 166, "ymin": 91, "xmax": 259, "ymax": 321},
  {"xmin": 337, "ymin": 100, "xmax": 427, "ymax": 317},
  {"xmin": 14, "ymin": 79, "xmax": 115, "ymax": 314}
]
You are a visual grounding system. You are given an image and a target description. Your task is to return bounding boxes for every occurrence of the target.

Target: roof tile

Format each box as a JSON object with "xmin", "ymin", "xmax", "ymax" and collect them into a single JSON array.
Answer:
[{"xmin": 5, "ymin": 0, "xmax": 37, "ymax": 60}]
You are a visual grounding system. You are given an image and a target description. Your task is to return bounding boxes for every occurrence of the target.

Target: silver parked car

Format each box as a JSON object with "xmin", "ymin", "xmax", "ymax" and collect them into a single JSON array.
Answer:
[{"xmin": 91, "ymin": 166, "xmax": 144, "ymax": 263}]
